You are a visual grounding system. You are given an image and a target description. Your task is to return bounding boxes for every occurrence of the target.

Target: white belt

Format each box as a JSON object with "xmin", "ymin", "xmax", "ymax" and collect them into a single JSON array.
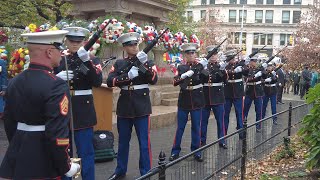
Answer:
[
  {"xmin": 17, "ymin": 122, "xmax": 45, "ymax": 132},
  {"xmin": 121, "ymin": 84, "xmax": 149, "ymax": 90},
  {"xmin": 185, "ymin": 84, "xmax": 203, "ymax": 90},
  {"xmin": 203, "ymin": 82, "xmax": 223, "ymax": 87},
  {"xmin": 228, "ymin": 79, "xmax": 242, "ymax": 83},
  {"xmin": 265, "ymin": 84, "xmax": 276, "ymax": 87},
  {"xmin": 74, "ymin": 89, "xmax": 92, "ymax": 96},
  {"xmin": 247, "ymin": 81, "xmax": 262, "ymax": 85}
]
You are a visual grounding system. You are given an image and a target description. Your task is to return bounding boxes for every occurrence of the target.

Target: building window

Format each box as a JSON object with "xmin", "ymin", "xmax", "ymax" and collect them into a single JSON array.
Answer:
[
  {"xmin": 231, "ymin": 32, "xmax": 246, "ymax": 44},
  {"xmin": 267, "ymin": 34, "xmax": 273, "ymax": 45},
  {"xmin": 283, "ymin": 0, "xmax": 291, "ymax": 4},
  {"xmin": 239, "ymin": 10, "xmax": 247, "ymax": 23},
  {"xmin": 256, "ymin": 0, "xmax": 263, "ymax": 4},
  {"xmin": 293, "ymin": 11, "xmax": 301, "ymax": 23},
  {"xmin": 294, "ymin": 0, "xmax": 301, "ymax": 4},
  {"xmin": 210, "ymin": 0, "xmax": 215, "ymax": 4},
  {"xmin": 229, "ymin": 10, "xmax": 237, "ymax": 22},
  {"xmin": 254, "ymin": 33, "xmax": 273, "ymax": 45},
  {"xmin": 282, "ymin": 11, "xmax": 290, "ymax": 23},
  {"xmin": 201, "ymin": 10, "xmax": 206, "ymax": 20},
  {"xmin": 267, "ymin": 0, "xmax": 274, "ymax": 4},
  {"xmin": 255, "ymin": 10, "xmax": 263, "ymax": 23},
  {"xmin": 254, "ymin": 33, "xmax": 260, "ymax": 45},
  {"xmin": 187, "ymin": 11, "xmax": 193, "ymax": 22},
  {"xmin": 240, "ymin": 0, "xmax": 247, "ymax": 4},
  {"xmin": 280, "ymin": 34, "xmax": 293, "ymax": 46},
  {"xmin": 230, "ymin": 0, "xmax": 237, "ymax": 4},
  {"xmin": 201, "ymin": 0, "xmax": 207, "ymax": 5},
  {"xmin": 265, "ymin": 10, "xmax": 273, "ymax": 23}
]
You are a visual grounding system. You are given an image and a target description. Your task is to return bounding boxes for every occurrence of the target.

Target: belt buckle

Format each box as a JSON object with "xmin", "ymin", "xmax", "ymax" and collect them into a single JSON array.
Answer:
[
  {"xmin": 208, "ymin": 82, "xmax": 212, "ymax": 86},
  {"xmin": 128, "ymin": 86, "xmax": 134, "ymax": 90},
  {"xmin": 187, "ymin": 86, "xmax": 193, "ymax": 90}
]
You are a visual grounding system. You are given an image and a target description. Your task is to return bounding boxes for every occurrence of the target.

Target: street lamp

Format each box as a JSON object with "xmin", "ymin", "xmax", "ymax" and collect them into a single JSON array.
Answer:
[{"xmin": 239, "ymin": 5, "xmax": 245, "ymax": 46}]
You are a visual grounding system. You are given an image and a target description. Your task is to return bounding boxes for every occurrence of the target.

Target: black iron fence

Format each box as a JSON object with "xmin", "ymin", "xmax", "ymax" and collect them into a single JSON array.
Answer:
[{"xmin": 136, "ymin": 102, "xmax": 312, "ymax": 180}]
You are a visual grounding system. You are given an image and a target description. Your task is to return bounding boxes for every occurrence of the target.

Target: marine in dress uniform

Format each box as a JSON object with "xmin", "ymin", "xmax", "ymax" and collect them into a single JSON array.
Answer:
[
  {"xmin": 262, "ymin": 63, "xmax": 278, "ymax": 124},
  {"xmin": 243, "ymin": 58, "xmax": 267, "ymax": 132},
  {"xmin": 54, "ymin": 27, "xmax": 103, "ymax": 180},
  {"xmin": 200, "ymin": 45, "xmax": 228, "ymax": 149},
  {"xmin": 170, "ymin": 43, "xmax": 206, "ymax": 162},
  {"xmin": 0, "ymin": 30, "xmax": 80, "ymax": 179},
  {"xmin": 224, "ymin": 50, "xmax": 248, "ymax": 137},
  {"xmin": 107, "ymin": 32, "xmax": 158, "ymax": 179}
]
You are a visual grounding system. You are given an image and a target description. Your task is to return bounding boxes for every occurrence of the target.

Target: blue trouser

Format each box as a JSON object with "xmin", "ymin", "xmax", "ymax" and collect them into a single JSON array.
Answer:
[
  {"xmin": 201, "ymin": 104, "xmax": 226, "ymax": 145},
  {"xmin": 262, "ymin": 94, "xmax": 277, "ymax": 122},
  {"xmin": 115, "ymin": 115, "xmax": 151, "ymax": 176},
  {"xmin": 224, "ymin": 98, "xmax": 244, "ymax": 133},
  {"xmin": 244, "ymin": 96, "xmax": 263, "ymax": 129},
  {"xmin": 171, "ymin": 108, "xmax": 201, "ymax": 157},
  {"xmin": 0, "ymin": 96, "xmax": 4, "ymax": 113},
  {"xmin": 62, "ymin": 128, "xmax": 95, "ymax": 180}
]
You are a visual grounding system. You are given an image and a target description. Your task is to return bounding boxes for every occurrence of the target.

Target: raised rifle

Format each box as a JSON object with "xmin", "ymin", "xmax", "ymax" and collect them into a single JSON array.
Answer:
[
  {"xmin": 249, "ymin": 45, "xmax": 266, "ymax": 58},
  {"xmin": 68, "ymin": 19, "xmax": 112, "ymax": 78},
  {"xmin": 118, "ymin": 28, "xmax": 170, "ymax": 74},
  {"xmin": 102, "ymin": 56, "xmax": 117, "ymax": 70},
  {"xmin": 265, "ymin": 45, "xmax": 287, "ymax": 64}
]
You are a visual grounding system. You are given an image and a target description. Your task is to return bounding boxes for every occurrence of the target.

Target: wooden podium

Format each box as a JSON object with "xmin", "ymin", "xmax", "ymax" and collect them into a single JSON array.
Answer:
[{"xmin": 92, "ymin": 83, "xmax": 113, "ymax": 131}]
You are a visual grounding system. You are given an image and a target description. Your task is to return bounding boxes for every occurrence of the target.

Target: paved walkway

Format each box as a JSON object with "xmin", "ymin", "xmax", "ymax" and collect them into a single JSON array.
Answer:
[{"xmin": 0, "ymin": 93, "xmax": 305, "ymax": 180}]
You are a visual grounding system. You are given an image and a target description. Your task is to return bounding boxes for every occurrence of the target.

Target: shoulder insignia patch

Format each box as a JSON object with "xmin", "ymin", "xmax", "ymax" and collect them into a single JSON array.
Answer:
[
  {"xmin": 59, "ymin": 94, "xmax": 69, "ymax": 116},
  {"xmin": 56, "ymin": 138, "xmax": 69, "ymax": 146}
]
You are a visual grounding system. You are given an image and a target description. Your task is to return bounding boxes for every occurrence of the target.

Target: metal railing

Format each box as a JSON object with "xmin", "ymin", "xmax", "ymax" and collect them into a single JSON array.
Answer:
[{"xmin": 136, "ymin": 102, "xmax": 312, "ymax": 180}]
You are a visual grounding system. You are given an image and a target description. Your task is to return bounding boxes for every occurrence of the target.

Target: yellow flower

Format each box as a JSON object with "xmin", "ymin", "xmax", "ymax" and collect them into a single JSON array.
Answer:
[
  {"xmin": 18, "ymin": 48, "xmax": 24, "ymax": 54},
  {"xmin": 49, "ymin": 26, "xmax": 58, "ymax": 31},
  {"xmin": 28, "ymin": 24, "xmax": 37, "ymax": 32}
]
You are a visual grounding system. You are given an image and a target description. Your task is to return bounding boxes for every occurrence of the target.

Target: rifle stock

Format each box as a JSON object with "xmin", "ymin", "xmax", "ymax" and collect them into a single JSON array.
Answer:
[{"xmin": 205, "ymin": 38, "xmax": 227, "ymax": 60}]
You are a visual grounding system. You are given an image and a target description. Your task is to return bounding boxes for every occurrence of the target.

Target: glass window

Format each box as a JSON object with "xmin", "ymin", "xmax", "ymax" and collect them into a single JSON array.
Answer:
[
  {"xmin": 254, "ymin": 33, "xmax": 259, "ymax": 45},
  {"xmin": 265, "ymin": 10, "xmax": 273, "ymax": 23},
  {"xmin": 267, "ymin": 0, "xmax": 274, "ymax": 4},
  {"xmin": 280, "ymin": 34, "xmax": 286, "ymax": 45},
  {"xmin": 210, "ymin": 0, "xmax": 215, "ymax": 4},
  {"xmin": 282, "ymin": 11, "xmax": 290, "ymax": 23},
  {"xmin": 187, "ymin": 11, "xmax": 193, "ymax": 22},
  {"xmin": 201, "ymin": 0, "xmax": 207, "ymax": 5},
  {"xmin": 201, "ymin": 10, "xmax": 206, "ymax": 20},
  {"xmin": 239, "ymin": 10, "xmax": 247, "ymax": 23},
  {"xmin": 230, "ymin": 0, "xmax": 237, "ymax": 4},
  {"xmin": 267, "ymin": 34, "xmax": 273, "ymax": 45},
  {"xmin": 294, "ymin": 0, "xmax": 301, "ymax": 4},
  {"xmin": 260, "ymin": 34, "xmax": 266, "ymax": 45},
  {"xmin": 240, "ymin": 0, "xmax": 247, "ymax": 4},
  {"xmin": 256, "ymin": 0, "xmax": 264, "ymax": 4},
  {"xmin": 255, "ymin": 10, "xmax": 263, "ymax": 23},
  {"xmin": 283, "ymin": 0, "xmax": 291, "ymax": 4},
  {"xmin": 293, "ymin": 11, "xmax": 301, "ymax": 23},
  {"xmin": 229, "ymin": 10, "xmax": 237, "ymax": 22}
]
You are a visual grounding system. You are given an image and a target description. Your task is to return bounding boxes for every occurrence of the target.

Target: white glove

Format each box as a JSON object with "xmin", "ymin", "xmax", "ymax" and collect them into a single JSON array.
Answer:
[
  {"xmin": 77, "ymin": 47, "xmax": 90, "ymax": 62},
  {"xmin": 272, "ymin": 71, "xmax": 277, "ymax": 76},
  {"xmin": 56, "ymin": 70, "xmax": 74, "ymax": 81},
  {"xmin": 254, "ymin": 71, "xmax": 262, "ymax": 78},
  {"xmin": 262, "ymin": 63, "xmax": 267, "ymax": 69},
  {"xmin": 199, "ymin": 58, "xmax": 208, "ymax": 68},
  {"xmin": 264, "ymin": 77, "xmax": 272, "ymax": 82},
  {"xmin": 137, "ymin": 51, "xmax": 148, "ymax": 64},
  {"xmin": 244, "ymin": 57, "xmax": 251, "ymax": 65},
  {"xmin": 181, "ymin": 70, "xmax": 194, "ymax": 79},
  {"xmin": 219, "ymin": 62, "xmax": 227, "ymax": 70},
  {"xmin": 234, "ymin": 66, "xmax": 242, "ymax": 73},
  {"xmin": 128, "ymin": 66, "xmax": 139, "ymax": 79},
  {"xmin": 65, "ymin": 162, "xmax": 80, "ymax": 177},
  {"xmin": 279, "ymin": 83, "xmax": 282, "ymax": 86}
]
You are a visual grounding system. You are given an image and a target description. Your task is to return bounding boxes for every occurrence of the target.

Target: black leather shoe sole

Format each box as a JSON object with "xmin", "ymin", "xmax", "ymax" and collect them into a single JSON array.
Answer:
[{"xmin": 169, "ymin": 154, "xmax": 179, "ymax": 161}]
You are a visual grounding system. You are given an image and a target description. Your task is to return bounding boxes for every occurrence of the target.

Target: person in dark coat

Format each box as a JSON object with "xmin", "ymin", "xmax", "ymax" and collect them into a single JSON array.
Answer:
[
  {"xmin": 293, "ymin": 69, "xmax": 300, "ymax": 95},
  {"xmin": 200, "ymin": 45, "xmax": 228, "ymax": 149},
  {"xmin": 0, "ymin": 30, "xmax": 80, "ymax": 179},
  {"xmin": 107, "ymin": 32, "xmax": 158, "ymax": 179},
  {"xmin": 276, "ymin": 64, "xmax": 285, "ymax": 104},
  {"xmin": 300, "ymin": 64, "xmax": 312, "ymax": 99},
  {"xmin": 169, "ymin": 43, "xmax": 205, "ymax": 162},
  {"xmin": 54, "ymin": 27, "xmax": 103, "ymax": 180}
]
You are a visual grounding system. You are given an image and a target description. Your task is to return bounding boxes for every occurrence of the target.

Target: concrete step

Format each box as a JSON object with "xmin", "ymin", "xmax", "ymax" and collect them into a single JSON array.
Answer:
[
  {"xmin": 161, "ymin": 98, "xmax": 178, "ymax": 106},
  {"xmin": 161, "ymin": 91, "xmax": 179, "ymax": 99}
]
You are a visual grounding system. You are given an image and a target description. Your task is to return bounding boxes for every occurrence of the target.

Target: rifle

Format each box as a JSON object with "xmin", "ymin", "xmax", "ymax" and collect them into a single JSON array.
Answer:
[
  {"xmin": 226, "ymin": 49, "xmax": 243, "ymax": 62},
  {"xmin": 118, "ymin": 28, "xmax": 170, "ymax": 74},
  {"xmin": 265, "ymin": 45, "xmax": 287, "ymax": 64},
  {"xmin": 205, "ymin": 38, "xmax": 227, "ymax": 60},
  {"xmin": 102, "ymin": 56, "xmax": 117, "ymax": 70},
  {"xmin": 249, "ymin": 45, "xmax": 266, "ymax": 58},
  {"xmin": 68, "ymin": 19, "xmax": 112, "ymax": 77}
]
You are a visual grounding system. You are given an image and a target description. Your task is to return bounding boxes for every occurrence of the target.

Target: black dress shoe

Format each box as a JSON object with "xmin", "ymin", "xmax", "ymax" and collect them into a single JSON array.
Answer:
[
  {"xmin": 219, "ymin": 143, "xmax": 228, "ymax": 149},
  {"xmin": 280, "ymin": 102, "xmax": 285, "ymax": 104},
  {"xmin": 256, "ymin": 128, "xmax": 261, "ymax": 133},
  {"xmin": 194, "ymin": 155, "xmax": 204, "ymax": 162},
  {"xmin": 273, "ymin": 120, "xmax": 278, "ymax": 125},
  {"xmin": 169, "ymin": 154, "xmax": 179, "ymax": 161},
  {"xmin": 108, "ymin": 173, "xmax": 125, "ymax": 180}
]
